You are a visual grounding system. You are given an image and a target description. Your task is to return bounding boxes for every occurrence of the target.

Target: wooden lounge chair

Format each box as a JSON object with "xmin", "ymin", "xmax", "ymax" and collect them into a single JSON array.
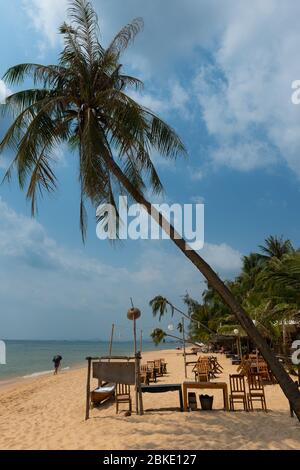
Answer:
[
  {"xmin": 115, "ymin": 383, "xmax": 132, "ymax": 414},
  {"xmin": 247, "ymin": 374, "xmax": 267, "ymax": 412},
  {"xmin": 91, "ymin": 382, "xmax": 116, "ymax": 407},
  {"xmin": 229, "ymin": 374, "xmax": 248, "ymax": 411}
]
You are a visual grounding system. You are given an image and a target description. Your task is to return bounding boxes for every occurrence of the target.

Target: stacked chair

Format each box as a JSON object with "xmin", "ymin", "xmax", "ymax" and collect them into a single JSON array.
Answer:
[
  {"xmin": 140, "ymin": 359, "xmax": 168, "ymax": 384},
  {"xmin": 193, "ymin": 356, "xmax": 223, "ymax": 382}
]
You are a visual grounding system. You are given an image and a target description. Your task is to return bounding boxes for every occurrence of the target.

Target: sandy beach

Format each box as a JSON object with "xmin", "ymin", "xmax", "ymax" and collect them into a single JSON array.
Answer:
[{"xmin": 0, "ymin": 348, "xmax": 299, "ymax": 450}]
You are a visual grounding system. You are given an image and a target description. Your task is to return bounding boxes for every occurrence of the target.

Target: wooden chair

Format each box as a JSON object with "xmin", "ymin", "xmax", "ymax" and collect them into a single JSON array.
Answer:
[
  {"xmin": 238, "ymin": 358, "xmax": 252, "ymax": 377},
  {"xmin": 229, "ymin": 374, "xmax": 248, "ymax": 411},
  {"xmin": 247, "ymin": 374, "xmax": 267, "ymax": 412},
  {"xmin": 146, "ymin": 361, "xmax": 157, "ymax": 383},
  {"xmin": 154, "ymin": 359, "xmax": 163, "ymax": 377},
  {"xmin": 257, "ymin": 362, "xmax": 271, "ymax": 382},
  {"xmin": 115, "ymin": 383, "xmax": 132, "ymax": 414},
  {"xmin": 208, "ymin": 356, "xmax": 223, "ymax": 378},
  {"xmin": 193, "ymin": 362, "xmax": 209, "ymax": 382},
  {"xmin": 160, "ymin": 359, "xmax": 167, "ymax": 374},
  {"xmin": 140, "ymin": 365, "xmax": 150, "ymax": 385}
]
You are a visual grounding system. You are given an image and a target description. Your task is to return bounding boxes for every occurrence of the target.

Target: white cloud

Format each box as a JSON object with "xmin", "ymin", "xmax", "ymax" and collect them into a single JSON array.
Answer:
[
  {"xmin": 169, "ymin": 81, "xmax": 190, "ymax": 117},
  {"xmin": 190, "ymin": 196, "xmax": 205, "ymax": 204},
  {"xmin": 129, "ymin": 90, "xmax": 168, "ymax": 114},
  {"xmin": 129, "ymin": 80, "xmax": 190, "ymax": 118},
  {"xmin": 201, "ymin": 242, "xmax": 242, "ymax": 273},
  {"xmin": 193, "ymin": 0, "xmax": 300, "ymax": 177},
  {"xmin": 211, "ymin": 142, "xmax": 278, "ymax": 172},
  {"xmin": 189, "ymin": 167, "xmax": 205, "ymax": 181},
  {"xmin": 22, "ymin": 0, "xmax": 67, "ymax": 48},
  {"xmin": 0, "ymin": 198, "xmax": 241, "ymax": 339}
]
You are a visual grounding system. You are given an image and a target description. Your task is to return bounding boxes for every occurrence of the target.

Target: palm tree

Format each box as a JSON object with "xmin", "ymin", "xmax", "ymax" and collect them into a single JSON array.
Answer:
[
  {"xmin": 149, "ymin": 294, "xmax": 216, "ymax": 336},
  {"xmin": 1, "ymin": 0, "xmax": 300, "ymax": 418},
  {"xmin": 259, "ymin": 235, "xmax": 294, "ymax": 260},
  {"xmin": 150, "ymin": 296, "xmax": 174, "ymax": 321}
]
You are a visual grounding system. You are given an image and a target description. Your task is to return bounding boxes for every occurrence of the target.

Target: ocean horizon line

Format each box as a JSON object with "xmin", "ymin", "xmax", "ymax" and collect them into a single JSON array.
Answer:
[{"xmin": 2, "ymin": 339, "xmax": 175, "ymax": 343}]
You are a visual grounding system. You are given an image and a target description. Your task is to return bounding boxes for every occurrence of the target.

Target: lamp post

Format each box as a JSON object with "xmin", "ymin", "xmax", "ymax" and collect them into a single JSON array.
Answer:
[
  {"xmin": 127, "ymin": 302, "xmax": 143, "ymax": 415},
  {"xmin": 127, "ymin": 304, "xmax": 141, "ymax": 356},
  {"xmin": 234, "ymin": 328, "xmax": 242, "ymax": 359}
]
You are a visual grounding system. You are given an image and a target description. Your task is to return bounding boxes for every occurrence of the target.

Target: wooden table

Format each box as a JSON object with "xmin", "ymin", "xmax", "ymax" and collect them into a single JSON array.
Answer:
[
  {"xmin": 182, "ymin": 381, "xmax": 229, "ymax": 411},
  {"xmin": 141, "ymin": 384, "xmax": 183, "ymax": 411}
]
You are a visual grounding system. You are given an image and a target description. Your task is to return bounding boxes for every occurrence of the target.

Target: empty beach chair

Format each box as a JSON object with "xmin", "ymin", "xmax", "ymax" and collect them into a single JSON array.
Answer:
[
  {"xmin": 115, "ymin": 383, "xmax": 132, "ymax": 414},
  {"xmin": 160, "ymin": 359, "xmax": 167, "ymax": 374},
  {"xmin": 146, "ymin": 361, "xmax": 157, "ymax": 382},
  {"xmin": 229, "ymin": 374, "xmax": 248, "ymax": 411},
  {"xmin": 257, "ymin": 362, "xmax": 271, "ymax": 382},
  {"xmin": 140, "ymin": 365, "xmax": 150, "ymax": 385},
  {"xmin": 193, "ymin": 362, "xmax": 209, "ymax": 382},
  {"xmin": 247, "ymin": 374, "xmax": 267, "ymax": 412},
  {"xmin": 154, "ymin": 359, "xmax": 163, "ymax": 376}
]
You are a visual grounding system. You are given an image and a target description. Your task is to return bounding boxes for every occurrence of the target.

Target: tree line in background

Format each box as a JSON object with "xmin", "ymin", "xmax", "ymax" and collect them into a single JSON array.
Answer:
[{"xmin": 151, "ymin": 235, "xmax": 300, "ymax": 359}]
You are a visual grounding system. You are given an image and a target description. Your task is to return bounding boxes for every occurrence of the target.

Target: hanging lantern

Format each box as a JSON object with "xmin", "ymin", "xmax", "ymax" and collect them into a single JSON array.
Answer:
[
  {"xmin": 168, "ymin": 324, "xmax": 174, "ymax": 332},
  {"xmin": 127, "ymin": 307, "xmax": 141, "ymax": 321}
]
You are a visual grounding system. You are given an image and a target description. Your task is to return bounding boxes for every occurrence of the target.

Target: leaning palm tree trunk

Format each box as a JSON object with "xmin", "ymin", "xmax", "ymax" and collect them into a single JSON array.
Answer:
[{"xmin": 104, "ymin": 153, "xmax": 300, "ymax": 419}]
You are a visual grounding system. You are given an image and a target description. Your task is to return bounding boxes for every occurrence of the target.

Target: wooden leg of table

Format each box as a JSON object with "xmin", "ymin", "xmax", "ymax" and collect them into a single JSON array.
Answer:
[
  {"xmin": 183, "ymin": 385, "xmax": 188, "ymax": 411},
  {"xmin": 179, "ymin": 388, "xmax": 183, "ymax": 412},
  {"xmin": 223, "ymin": 387, "xmax": 229, "ymax": 411}
]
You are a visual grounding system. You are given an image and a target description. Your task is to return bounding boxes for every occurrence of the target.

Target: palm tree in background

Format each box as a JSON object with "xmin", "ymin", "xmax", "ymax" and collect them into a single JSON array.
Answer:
[
  {"xmin": 1, "ymin": 0, "xmax": 300, "ymax": 418},
  {"xmin": 259, "ymin": 235, "xmax": 294, "ymax": 260}
]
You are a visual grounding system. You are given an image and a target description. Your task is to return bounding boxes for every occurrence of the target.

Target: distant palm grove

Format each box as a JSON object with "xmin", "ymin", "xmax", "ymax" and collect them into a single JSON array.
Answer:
[{"xmin": 184, "ymin": 236, "xmax": 300, "ymax": 358}]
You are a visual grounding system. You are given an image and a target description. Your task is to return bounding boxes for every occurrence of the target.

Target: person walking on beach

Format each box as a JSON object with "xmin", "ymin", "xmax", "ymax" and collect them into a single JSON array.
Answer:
[{"xmin": 53, "ymin": 355, "xmax": 62, "ymax": 375}]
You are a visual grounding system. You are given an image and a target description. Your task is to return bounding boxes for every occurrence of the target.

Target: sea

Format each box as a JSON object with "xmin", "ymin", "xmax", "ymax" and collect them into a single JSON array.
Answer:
[{"xmin": 0, "ymin": 340, "xmax": 177, "ymax": 382}]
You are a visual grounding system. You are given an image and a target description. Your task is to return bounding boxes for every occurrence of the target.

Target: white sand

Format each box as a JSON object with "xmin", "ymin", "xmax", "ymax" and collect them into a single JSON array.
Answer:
[{"xmin": 0, "ymin": 349, "xmax": 299, "ymax": 450}]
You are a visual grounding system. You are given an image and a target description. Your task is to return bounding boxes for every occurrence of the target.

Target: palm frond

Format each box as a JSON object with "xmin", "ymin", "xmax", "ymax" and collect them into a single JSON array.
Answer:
[
  {"xmin": 68, "ymin": 0, "xmax": 102, "ymax": 63},
  {"xmin": 148, "ymin": 114, "xmax": 187, "ymax": 159},
  {"xmin": 105, "ymin": 18, "xmax": 144, "ymax": 60},
  {"xmin": 3, "ymin": 63, "xmax": 66, "ymax": 88},
  {"xmin": 26, "ymin": 151, "xmax": 57, "ymax": 216}
]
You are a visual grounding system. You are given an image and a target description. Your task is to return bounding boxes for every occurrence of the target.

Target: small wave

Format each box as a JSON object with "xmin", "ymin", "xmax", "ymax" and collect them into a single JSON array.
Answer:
[{"xmin": 23, "ymin": 366, "xmax": 70, "ymax": 379}]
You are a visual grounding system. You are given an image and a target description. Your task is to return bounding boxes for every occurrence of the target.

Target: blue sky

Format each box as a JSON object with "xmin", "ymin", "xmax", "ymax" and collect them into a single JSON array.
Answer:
[{"xmin": 0, "ymin": 0, "xmax": 300, "ymax": 340}]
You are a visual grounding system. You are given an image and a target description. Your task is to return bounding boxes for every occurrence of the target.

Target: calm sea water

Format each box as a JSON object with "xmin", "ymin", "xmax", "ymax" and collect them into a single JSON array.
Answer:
[{"xmin": 0, "ymin": 340, "xmax": 177, "ymax": 382}]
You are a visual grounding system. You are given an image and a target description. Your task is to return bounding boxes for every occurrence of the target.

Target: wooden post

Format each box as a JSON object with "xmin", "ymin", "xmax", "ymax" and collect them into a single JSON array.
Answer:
[
  {"xmin": 133, "ymin": 317, "xmax": 139, "ymax": 414},
  {"xmin": 108, "ymin": 324, "xmax": 115, "ymax": 361},
  {"xmin": 182, "ymin": 317, "xmax": 187, "ymax": 379},
  {"xmin": 237, "ymin": 334, "xmax": 242, "ymax": 359},
  {"xmin": 133, "ymin": 318, "xmax": 137, "ymax": 356},
  {"xmin": 85, "ymin": 357, "xmax": 92, "ymax": 421},
  {"xmin": 136, "ymin": 352, "xmax": 144, "ymax": 415}
]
